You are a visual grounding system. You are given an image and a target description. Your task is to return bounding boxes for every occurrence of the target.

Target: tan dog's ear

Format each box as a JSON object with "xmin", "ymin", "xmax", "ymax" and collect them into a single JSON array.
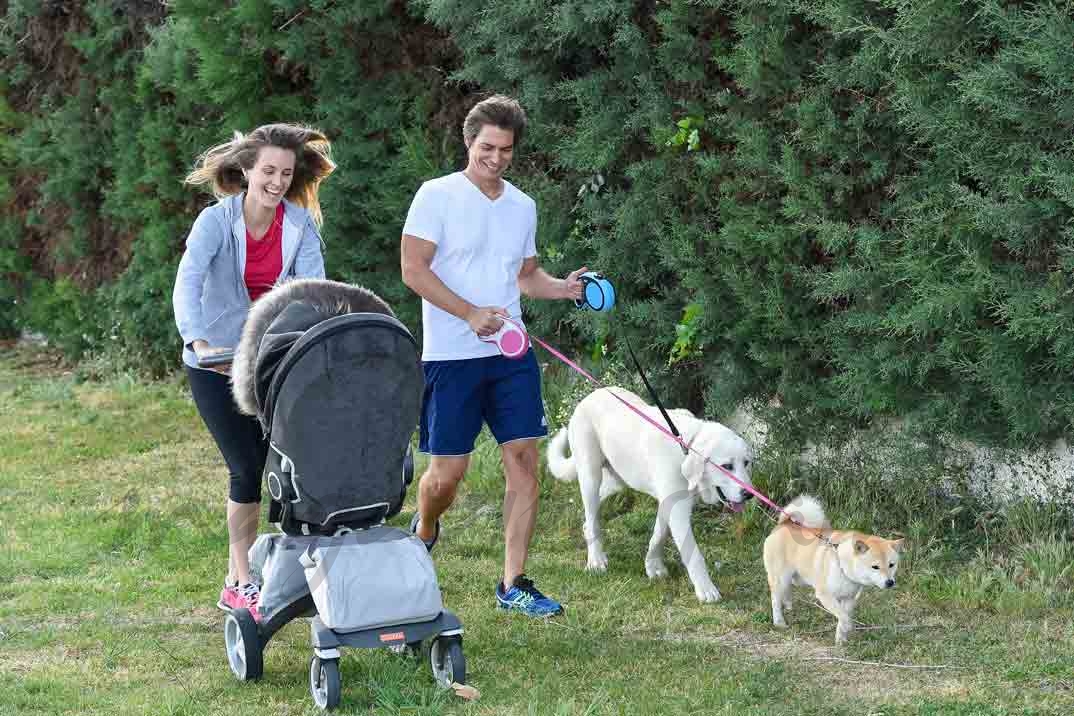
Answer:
[
  {"xmin": 890, "ymin": 538, "xmax": 906, "ymax": 553},
  {"xmin": 680, "ymin": 426, "xmax": 713, "ymax": 492},
  {"xmin": 854, "ymin": 540, "xmax": 869, "ymax": 554}
]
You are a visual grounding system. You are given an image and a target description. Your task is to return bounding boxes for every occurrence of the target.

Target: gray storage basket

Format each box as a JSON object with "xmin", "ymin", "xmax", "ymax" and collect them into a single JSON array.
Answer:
[
  {"xmin": 248, "ymin": 533, "xmax": 322, "ymax": 623},
  {"xmin": 299, "ymin": 527, "xmax": 443, "ymax": 632}
]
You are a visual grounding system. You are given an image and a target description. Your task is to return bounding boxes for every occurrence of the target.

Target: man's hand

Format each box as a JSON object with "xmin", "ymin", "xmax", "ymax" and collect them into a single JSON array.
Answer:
[
  {"xmin": 563, "ymin": 266, "xmax": 589, "ymax": 302},
  {"xmin": 467, "ymin": 307, "xmax": 506, "ymax": 337}
]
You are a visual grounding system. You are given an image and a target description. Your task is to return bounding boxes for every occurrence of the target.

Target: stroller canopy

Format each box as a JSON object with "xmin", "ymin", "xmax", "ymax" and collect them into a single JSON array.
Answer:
[{"xmin": 232, "ymin": 279, "xmax": 422, "ymax": 534}]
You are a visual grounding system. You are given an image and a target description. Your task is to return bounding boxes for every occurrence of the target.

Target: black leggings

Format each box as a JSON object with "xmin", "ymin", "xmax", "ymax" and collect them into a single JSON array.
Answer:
[{"xmin": 185, "ymin": 365, "xmax": 266, "ymax": 503}]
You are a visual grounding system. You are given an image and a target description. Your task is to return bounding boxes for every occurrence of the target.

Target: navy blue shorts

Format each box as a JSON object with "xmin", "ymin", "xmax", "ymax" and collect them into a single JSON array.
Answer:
[{"xmin": 419, "ymin": 350, "xmax": 548, "ymax": 456}]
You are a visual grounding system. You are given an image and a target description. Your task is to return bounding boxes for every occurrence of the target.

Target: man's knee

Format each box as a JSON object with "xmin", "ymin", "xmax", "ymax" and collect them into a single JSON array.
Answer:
[
  {"xmin": 422, "ymin": 457, "xmax": 469, "ymax": 494},
  {"xmin": 501, "ymin": 440, "xmax": 539, "ymax": 473},
  {"xmin": 502, "ymin": 444, "xmax": 540, "ymax": 508}
]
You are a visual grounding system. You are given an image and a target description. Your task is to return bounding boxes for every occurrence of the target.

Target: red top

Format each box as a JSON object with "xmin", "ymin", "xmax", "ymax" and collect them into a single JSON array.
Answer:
[{"xmin": 244, "ymin": 203, "xmax": 284, "ymax": 301}]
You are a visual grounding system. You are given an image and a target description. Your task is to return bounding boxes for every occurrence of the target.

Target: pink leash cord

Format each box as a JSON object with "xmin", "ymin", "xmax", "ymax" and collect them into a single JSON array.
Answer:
[{"xmin": 502, "ymin": 317, "xmax": 790, "ymax": 517}]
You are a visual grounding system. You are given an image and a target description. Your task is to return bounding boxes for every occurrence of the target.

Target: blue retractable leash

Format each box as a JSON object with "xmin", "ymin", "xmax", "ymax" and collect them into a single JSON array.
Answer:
[
  {"xmin": 574, "ymin": 272, "xmax": 616, "ymax": 313},
  {"xmin": 573, "ymin": 272, "xmax": 687, "ymax": 454}
]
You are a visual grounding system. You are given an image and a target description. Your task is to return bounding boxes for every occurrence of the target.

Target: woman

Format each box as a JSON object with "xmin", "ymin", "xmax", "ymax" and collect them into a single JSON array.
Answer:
[{"xmin": 172, "ymin": 124, "xmax": 335, "ymax": 618}]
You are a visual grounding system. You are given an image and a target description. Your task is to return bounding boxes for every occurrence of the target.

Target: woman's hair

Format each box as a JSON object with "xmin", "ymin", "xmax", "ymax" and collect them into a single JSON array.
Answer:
[
  {"xmin": 184, "ymin": 123, "xmax": 336, "ymax": 226},
  {"xmin": 462, "ymin": 95, "xmax": 527, "ymax": 147}
]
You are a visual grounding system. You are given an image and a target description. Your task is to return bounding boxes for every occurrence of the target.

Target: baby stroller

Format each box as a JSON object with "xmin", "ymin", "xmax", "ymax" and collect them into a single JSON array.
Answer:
[{"xmin": 215, "ymin": 279, "xmax": 466, "ymax": 710}]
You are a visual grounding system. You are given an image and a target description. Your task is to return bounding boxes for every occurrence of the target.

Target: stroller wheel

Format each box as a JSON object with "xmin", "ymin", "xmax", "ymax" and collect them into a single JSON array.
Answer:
[
  {"xmin": 429, "ymin": 636, "xmax": 465, "ymax": 689},
  {"xmin": 309, "ymin": 656, "xmax": 341, "ymax": 710},
  {"xmin": 224, "ymin": 610, "xmax": 263, "ymax": 681}
]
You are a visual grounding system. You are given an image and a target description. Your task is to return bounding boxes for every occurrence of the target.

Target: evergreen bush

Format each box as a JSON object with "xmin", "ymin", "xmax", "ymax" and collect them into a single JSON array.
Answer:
[{"xmin": 2, "ymin": 0, "xmax": 1072, "ymax": 448}]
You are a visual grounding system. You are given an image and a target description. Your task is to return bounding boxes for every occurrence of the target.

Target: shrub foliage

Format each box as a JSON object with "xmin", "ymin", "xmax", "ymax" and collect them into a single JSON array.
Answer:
[{"xmin": 2, "ymin": 0, "xmax": 1073, "ymax": 446}]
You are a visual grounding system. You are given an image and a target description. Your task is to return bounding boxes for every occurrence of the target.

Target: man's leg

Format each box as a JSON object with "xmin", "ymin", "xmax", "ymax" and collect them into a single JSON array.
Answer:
[
  {"xmin": 414, "ymin": 357, "xmax": 484, "ymax": 546},
  {"xmin": 501, "ymin": 439, "xmax": 540, "ymax": 587},
  {"xmin": 483, "ymin": 351, "xmax": 560, "ymax": 616},
  {"xmin": 416, "ymin": 455, "xmax": 470, "ymax": 542}
]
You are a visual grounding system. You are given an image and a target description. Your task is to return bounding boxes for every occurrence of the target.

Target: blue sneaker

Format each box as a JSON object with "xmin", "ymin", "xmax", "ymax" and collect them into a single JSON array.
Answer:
[{"xmin": 495, "ymin": 575, "xmax": 564, "ymax": 617}]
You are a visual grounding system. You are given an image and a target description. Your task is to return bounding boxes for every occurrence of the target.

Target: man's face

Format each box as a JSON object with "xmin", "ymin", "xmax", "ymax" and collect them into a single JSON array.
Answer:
[{"xmin": 466, "ymin": 124, "xmax": 515, "ymax": 183}]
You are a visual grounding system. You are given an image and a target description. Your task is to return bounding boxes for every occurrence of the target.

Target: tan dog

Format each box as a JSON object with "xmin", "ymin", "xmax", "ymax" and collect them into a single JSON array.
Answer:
[{"xmin": 763, "ymin": 495, "xmax": 904, "ymax": 643}]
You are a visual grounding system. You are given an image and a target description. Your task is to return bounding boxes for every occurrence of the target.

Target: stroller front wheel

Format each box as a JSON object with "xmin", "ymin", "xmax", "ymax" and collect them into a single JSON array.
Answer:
[
  {"xmin": 309, "ymin": 656, "xmax": 341, "ymax": 710},
  {"xmin": 224, "ymin": 609, "xmax": 263, "ymax": 681},
  {"xmin": 429, "ymin": 636, "xmax": 465, "ymax": 689}
]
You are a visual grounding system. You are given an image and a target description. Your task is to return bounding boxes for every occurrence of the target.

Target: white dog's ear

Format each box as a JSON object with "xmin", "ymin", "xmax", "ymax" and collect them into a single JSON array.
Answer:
[{"xmin": 681, "ymin": 426, "xmax": 714, "ymax": 491}]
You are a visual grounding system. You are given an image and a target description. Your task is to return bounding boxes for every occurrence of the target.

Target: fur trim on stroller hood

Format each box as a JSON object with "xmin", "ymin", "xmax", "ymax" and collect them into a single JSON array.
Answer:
[{"xmin": 231, "ymin": 278, "xmax": 394, "ymax": 416}]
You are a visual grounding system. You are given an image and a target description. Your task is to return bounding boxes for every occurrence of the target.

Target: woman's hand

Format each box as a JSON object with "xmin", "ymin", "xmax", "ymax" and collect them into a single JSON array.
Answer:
[{"xmin": 193, "ymin": 340, "xmax": 232, "ymax": 375}]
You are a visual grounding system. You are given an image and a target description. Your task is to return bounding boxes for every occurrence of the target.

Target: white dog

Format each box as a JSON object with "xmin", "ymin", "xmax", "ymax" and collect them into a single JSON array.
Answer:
[{"xmin": 547, "ymin": 387, "xmax": 754, "ymax": 602}]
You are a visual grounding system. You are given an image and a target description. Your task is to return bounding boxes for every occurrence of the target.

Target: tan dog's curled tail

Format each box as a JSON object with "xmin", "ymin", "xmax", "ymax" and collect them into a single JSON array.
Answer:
[
  {"xmin": 779, "ymin": 494, "xmax": 828, "ymax": 529},
  {"xmin": 546, "ymin": 428, "xmax": 578, "ymax": 481}
]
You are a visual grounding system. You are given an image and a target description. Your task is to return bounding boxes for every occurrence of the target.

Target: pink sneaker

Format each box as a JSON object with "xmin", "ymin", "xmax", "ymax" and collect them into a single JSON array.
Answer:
[{"xmin": 218, "ymin": 582, "xmax": 262, "ymax": 622}]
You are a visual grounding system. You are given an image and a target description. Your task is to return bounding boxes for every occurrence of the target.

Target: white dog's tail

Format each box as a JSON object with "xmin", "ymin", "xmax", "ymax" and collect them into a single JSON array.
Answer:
[
  {"xmin": 779, "ymin": 494, "xmax": 828, "ymax": 529},
  {"xmin": 546, "ymin": 428, "xmax": 578, "ymax": 482}
]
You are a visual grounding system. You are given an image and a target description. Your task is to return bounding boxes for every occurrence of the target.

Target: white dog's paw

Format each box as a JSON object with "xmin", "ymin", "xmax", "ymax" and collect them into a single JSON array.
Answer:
[
  {"xmin": 772, "ymin": 616, "xmax": 788, "ymax": 628},
  {"xmin": 694, "ymin": 583, "xmax": 722, "ymax": 603},
  {"xmin": 645, "ymin": 559, "xmax": 668, "ymax": 579},
  {"xmin": 586, "ymin": 551, "xmax": 609, "ymax": 572}
]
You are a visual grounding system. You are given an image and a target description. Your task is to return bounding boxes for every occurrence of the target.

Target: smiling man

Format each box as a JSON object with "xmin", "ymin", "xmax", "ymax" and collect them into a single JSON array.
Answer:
[{"xmin": 400, "ymin": 95, "xmax": 586, "ymax": 617}]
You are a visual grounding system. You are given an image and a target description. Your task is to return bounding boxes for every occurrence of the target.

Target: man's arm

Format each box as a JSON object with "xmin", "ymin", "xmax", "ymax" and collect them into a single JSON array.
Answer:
[
  {"xmin": 518, "ymin": 256, "xmax": 587, "ymax": 302},
  {"xmin": 400, "ymin": 233, "xmax": 504, "ymax": 336}
]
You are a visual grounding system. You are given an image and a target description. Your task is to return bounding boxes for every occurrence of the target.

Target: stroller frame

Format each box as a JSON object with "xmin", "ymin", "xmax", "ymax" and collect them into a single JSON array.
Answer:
[
  {"xmin": 217, "ymin": 279, "xmax": 466, "ymax": 711},
  {"xmin": 223, "ymin": 537, "xmax": 466, "ymax": 710}
]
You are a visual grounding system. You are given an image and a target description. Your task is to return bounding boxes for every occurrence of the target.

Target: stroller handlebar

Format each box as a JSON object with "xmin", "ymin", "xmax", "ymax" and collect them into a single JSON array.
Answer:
[{"xmin": 196, "ymin": 349, "xmax": 235, "ymax": 368}]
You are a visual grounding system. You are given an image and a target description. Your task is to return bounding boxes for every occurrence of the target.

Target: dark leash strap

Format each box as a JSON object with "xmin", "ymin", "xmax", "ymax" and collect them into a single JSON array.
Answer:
[{"xmin": 621, "ymin": 333, "xmax": 689, "ymax": 455}]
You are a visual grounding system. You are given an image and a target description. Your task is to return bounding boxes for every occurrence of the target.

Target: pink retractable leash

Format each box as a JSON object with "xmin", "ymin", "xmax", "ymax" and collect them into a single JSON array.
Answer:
[{"xmin": 478, "ymin": 317, "xmax": 531, "ymax": 360}]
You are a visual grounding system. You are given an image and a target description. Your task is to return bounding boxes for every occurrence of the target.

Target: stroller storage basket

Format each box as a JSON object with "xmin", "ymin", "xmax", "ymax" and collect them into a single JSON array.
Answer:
[{"xmin": 299, "ymin": 528, "xmax": 443, "ymax": 632}]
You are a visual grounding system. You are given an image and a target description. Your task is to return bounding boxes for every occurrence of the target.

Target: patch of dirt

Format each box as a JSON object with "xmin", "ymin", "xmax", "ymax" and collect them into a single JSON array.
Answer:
[
  {"xmin": 652, "ymin": 627, "xmax": 972, "ymax": 705},
  {"xmin": 2, "ymin": 608, "xmax": 222, "ymax": 638},
  {"xmin": 2, "ymin": 343, "xmax": 71, "ymax": 378},
  {"xmin": 0, "ymin": 645, "xmax": 75, "ymax": 673}
]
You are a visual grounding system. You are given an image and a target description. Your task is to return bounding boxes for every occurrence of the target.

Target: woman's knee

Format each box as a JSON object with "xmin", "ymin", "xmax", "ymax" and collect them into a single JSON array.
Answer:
[{"xmin": 229, "ymin": 473, "xmax": 262, "ymax": 503}]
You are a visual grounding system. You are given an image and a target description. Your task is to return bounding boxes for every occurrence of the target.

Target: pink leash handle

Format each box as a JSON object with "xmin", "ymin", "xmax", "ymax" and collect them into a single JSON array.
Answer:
[{"xmin": 479, "ymin": 314, "xmax": 530, "ymax": 359}]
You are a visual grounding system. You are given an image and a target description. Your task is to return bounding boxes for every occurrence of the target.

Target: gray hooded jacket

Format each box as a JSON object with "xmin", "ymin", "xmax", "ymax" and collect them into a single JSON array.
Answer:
[{"xmin": 172, "ymin": 193, "xmax": 326, "ymax": 369}]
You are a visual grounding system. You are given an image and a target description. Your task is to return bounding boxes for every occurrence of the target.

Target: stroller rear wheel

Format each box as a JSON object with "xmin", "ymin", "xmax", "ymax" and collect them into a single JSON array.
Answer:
[
  {"xmin": 309, "ymin": 656, "xmax": 341, "ymax": 710},
  {"xmin": 429, "ymin": 636, "xmax": 465, "ymax": 688},
  {"xmin": 224, "ymin": 609, "xmax": 263, "ymax": 681}
]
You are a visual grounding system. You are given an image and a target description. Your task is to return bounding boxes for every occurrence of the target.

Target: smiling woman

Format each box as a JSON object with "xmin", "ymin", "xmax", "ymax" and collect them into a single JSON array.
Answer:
[{"xmin": 172, "ymin": 123, "xmax": 336, "ymax": 619}]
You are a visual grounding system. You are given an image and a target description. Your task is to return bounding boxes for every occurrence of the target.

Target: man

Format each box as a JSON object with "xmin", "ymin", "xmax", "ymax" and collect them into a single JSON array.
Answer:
[{"xmin": 400, "ymin": 95, "xmax": 586, "ymax": 617}]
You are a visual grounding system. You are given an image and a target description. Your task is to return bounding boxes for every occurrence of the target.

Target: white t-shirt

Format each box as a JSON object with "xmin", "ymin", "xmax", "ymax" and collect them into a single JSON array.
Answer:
[{"xmin": 403, "ymin": 172, "xmax": 537, "ymax": 361}]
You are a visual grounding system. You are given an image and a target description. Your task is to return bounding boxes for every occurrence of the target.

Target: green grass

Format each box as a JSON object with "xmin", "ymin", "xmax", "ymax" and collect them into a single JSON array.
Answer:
[{"xmin": 2, "ymin": 346, "xmax": 1073, "ymax": 715}]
